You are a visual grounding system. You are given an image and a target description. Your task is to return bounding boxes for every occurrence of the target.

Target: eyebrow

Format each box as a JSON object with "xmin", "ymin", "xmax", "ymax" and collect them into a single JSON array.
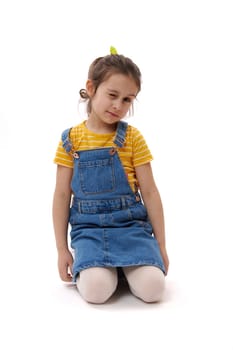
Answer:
[{"xmin": 107, "ymin": 89, "xmax": 137, "ymax": 98}]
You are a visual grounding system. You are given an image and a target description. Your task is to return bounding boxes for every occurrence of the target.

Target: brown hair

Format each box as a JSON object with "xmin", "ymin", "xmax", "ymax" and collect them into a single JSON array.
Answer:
[{"xmin": 79, "ymin": 54, "xmax": 141, "ymax": 114}]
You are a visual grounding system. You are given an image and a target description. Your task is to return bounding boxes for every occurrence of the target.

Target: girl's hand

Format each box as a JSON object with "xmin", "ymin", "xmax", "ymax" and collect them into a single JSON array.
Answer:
[{"xmin": 57, "ymin": 249, "xmax": 74, "ymax": 282}]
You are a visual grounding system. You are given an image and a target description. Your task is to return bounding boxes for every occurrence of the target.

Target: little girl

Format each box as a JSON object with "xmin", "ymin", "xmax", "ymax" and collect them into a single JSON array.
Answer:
[{"xmin": 52, "ymin": 48, "xmax": 169, "ymax": 304}]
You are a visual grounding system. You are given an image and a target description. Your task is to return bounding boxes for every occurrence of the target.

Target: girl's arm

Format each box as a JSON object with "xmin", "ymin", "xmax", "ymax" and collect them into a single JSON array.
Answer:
[
  {"xmin": 135, "ymin": 162, "xmax": 169, "ymax": 274},
  {"xmin": 52, "ymin": 165, "xmax": 74, "ymax": 281}
]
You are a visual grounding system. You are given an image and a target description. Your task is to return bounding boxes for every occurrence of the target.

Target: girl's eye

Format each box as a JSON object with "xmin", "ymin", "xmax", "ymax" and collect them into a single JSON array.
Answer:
[
  {"xmin": 109, "ymin": 93, "xmax": 117, "ymax": 98},
  {"xmin": 124, "ymin": 97, "xmax": 132, "ymax": 103}
]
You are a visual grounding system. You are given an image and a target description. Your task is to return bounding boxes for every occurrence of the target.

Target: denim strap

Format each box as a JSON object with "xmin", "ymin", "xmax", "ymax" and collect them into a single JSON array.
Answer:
[
  {"xmin": 113, "ymin": 121, "xmax": 128, "ymax": 148},
  {"xmin": 61, "ymin": 128, "xmax": 73, "ymax": 153}
]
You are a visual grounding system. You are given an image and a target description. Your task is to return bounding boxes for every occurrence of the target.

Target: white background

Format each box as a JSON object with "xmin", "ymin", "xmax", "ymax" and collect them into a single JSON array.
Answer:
[{"xmin": 0, "ymin": 0, "xmax": 233, "ymax": 349}]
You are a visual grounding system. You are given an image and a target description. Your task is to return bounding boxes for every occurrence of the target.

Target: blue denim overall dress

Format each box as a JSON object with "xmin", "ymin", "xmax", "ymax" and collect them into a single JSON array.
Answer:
[{"xmin": 62, "ymin": 121, "xmax": 165, "ymax": 282}]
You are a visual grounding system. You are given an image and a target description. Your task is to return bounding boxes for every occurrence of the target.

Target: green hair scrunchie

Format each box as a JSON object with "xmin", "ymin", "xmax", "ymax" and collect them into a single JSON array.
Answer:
[{"xmin": 110, "ymin": 46, "xmax": 118, "ymax": 55}]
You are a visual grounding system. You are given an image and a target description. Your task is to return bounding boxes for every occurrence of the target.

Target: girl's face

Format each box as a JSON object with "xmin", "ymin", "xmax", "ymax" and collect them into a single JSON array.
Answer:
[{"xmin": 87, "ymin": 73, "xmax": 138, "ymax": 126}]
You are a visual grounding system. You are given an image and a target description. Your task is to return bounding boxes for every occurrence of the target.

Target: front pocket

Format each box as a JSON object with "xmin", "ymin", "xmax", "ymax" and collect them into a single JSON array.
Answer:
[
  {"xmin": 79, "ymin": 158, "xmax": 116, "ymax": 194},
  {"xmin": 129, "ymin": 204, "xmax": 148, "ymax": 220}
]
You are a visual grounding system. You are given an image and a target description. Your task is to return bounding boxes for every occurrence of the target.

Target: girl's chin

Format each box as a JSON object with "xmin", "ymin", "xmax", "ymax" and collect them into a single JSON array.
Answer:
[
  {"xmin": 102, "ymin": 118, "xmax": 119, "ymax": 125},
  {"xmin": 105, "ymin": 115, "xmax": 122, "ymax": 123}
]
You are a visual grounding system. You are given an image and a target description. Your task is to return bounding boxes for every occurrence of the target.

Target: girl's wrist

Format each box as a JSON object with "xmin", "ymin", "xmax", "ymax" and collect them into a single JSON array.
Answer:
[{"xmin": 57, "ymin": 245, "xmax": 69, "ymax": 253}]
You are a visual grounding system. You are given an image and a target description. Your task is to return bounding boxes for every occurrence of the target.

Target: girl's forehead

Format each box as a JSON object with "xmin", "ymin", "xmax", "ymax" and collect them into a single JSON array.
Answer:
[
  {"xmin": 102, "ymin": 73, "xmax": 138, "ymax": 94},
  {"xmin": 105, "ymin": 73, "xmax": 135, "ymax": 83}
]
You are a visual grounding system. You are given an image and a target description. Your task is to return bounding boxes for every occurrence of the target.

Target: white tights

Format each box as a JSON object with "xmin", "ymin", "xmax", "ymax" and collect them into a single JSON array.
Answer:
[{"xmin": 76, "ymin": 266, "xmax": 165, "ymax": 304}]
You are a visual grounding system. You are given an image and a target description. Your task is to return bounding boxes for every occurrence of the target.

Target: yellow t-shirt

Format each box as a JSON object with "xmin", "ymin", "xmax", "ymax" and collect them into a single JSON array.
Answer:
[{"xmin": 54, "ymin": 121, "xmax": 153, "ymax": 192}]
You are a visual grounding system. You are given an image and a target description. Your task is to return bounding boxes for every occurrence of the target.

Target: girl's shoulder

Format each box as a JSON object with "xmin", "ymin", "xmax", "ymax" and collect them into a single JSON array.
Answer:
[
  {"xmin": 68, "ymin": 121, "xmax": 86, "ymax": 141},
  {"xmin": 126, "ymin": 124, "xmax": 144, "ymax": 141}
]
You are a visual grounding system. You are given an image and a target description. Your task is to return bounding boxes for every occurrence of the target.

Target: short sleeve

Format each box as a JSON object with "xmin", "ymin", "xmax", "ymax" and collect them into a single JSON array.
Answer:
[
  {"xmin": 53, "ymin": 139, "xmax": 74, "ymax": 168},
  {"xmin": 132, "ymin": 128, "xmax": 153, "ymax": 167}
]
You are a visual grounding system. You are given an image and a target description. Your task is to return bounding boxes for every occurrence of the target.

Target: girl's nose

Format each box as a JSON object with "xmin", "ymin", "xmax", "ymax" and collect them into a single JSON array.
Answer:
[{"xmin": 112, "ymin": 99, "xmax": 122, "ymax": 110}]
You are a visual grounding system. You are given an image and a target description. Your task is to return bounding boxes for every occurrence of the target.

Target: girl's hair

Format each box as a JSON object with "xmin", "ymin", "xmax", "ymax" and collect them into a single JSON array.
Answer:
[{"xmin": 79, "ymin": 54, "xmax": 141, "ymax": 114}]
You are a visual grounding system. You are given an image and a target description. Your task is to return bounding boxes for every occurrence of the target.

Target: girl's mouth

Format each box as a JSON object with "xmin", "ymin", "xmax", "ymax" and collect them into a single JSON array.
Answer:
[{"xmin": 107, "ymin": 111, "xmax": 119, "ymax": 118}]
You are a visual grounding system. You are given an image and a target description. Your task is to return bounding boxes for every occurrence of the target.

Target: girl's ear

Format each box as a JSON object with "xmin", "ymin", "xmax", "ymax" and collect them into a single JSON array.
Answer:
[{"xmin": 86, "ymin": 79, "xmax": 95, "ymax": 97}]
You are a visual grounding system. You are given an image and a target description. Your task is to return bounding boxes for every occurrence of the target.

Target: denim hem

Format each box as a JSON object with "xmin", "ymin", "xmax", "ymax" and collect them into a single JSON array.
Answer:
[{"xmin": 72, "ymin": 260, "xmax": 165, "ymax": 282}]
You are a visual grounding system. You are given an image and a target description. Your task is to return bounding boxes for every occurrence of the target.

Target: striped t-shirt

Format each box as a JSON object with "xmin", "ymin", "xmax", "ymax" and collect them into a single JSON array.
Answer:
[{"xmin": 54, "ymin": 121, "xmax": 153, "ymax": 192}]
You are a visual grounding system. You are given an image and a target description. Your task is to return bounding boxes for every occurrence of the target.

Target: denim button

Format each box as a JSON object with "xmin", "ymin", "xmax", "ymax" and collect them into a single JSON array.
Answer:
[
  {"xmin": 109, "ymin": 148, "xmax": 116, "ymax": 155},
  {"xmin": 73, "ymin": 152, "xmax": 79, "ymax": 158}
]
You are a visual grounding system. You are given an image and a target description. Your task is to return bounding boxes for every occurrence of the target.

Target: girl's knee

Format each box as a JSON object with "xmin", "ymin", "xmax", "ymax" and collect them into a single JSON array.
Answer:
[
  {"xmin": 77, "ymin": 267, "xmax": 118, "ymax": 304},
  {"xmin": 124, "ymin": 266, "xmax": 165, "ymax": 303},
  {"xmin": 139, "ymin": 272, "xmax": 165, "ymax": 303}
]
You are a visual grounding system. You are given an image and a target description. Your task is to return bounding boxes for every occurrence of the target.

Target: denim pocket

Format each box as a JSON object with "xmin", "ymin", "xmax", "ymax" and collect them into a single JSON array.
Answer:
[
  {"xmin": 79, "ymin": 158, "xmax": 115, "ymax": 194},
  {"xmin": 129, "ymin": 204, "xmax": 152, "ymax": 231},
  {"xmin": 129, "ymin": 203, "xmax": 148, "ymax": 220}
]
